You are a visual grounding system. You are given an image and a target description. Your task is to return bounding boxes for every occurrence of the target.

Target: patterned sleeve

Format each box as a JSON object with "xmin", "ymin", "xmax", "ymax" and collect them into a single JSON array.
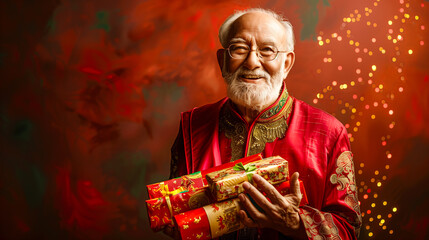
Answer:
[{"xmin": 298, "ymin": 127, "xmax": 362, "ymax": 240}]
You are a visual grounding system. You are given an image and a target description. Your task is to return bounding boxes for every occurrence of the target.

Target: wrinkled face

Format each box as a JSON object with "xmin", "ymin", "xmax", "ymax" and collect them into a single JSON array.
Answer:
[{"xmin": 221, "ymin": 12, "xmax": 294, "ymax": 111}]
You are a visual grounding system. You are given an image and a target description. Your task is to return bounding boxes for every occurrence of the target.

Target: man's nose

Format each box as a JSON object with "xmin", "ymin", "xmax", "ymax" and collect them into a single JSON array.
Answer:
[{"xmin": 243, "ymin": 50, "xmax": 262, "ymax": 70}]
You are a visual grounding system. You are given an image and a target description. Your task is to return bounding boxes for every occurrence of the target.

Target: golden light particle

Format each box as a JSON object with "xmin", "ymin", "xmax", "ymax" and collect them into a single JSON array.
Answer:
[
  {"xmin": 415, "ymin": 15, "xmax": 419, "ymax": 20},
  {"xmin": 369, "ymin": 232, "xmax": 373, "ymax": 237},
  {"xmin": 373, "ymin": 23, "xmax": 377, "ymax": 27},
  {"xmin": 349, "ymin": 40, "xmax": 354, "ymax": 45},
  {"xmin": 367, "ymin": 21, "xmax": 371, "ymax": 26},
  {"xmin": 388, "ymin": 214, "xmax": 392, "ymax": 218},
  {"xmin": 371, "ymin": 203, "xmax": 376, "ymax": 207},
  {"xmin": 319, "ymin": 41, "xmax": 324, "ymax": 46},
  {"xmin": 389, "ymin": 230, "xmax": 394, "ymax": 234},
  {"xmin": 369, "ymin": 217, "xmax": 374, "ymax": 222},
  {"xmin": 387, "ymin": 35, "xmax": 392, "ymax": 40},
  {"xmin": 360, "ymin": 163, "xmax": 364, "ymax": 168},
  {"xmin": 356, "ymin": 122, "xmax": 361, "ymax": 126},
  {"xmin": 372, "ymin": 65, "xmax": 377, "ymax": 71},
  {"xmin": 371, "ymin": 115, "xmax": 376, "ymax": 119},
  {"xmin": 353, "ymin": 127, "xmax": 358, "ymax": 132},
  {"xmin": 377, "ymin": 182, "xmax": 382, "ymax": 187},
  {"xmin": 341, "ymin": 109, "xmax": 346, "ymax": 114},
  {"xmin": 393, "ymin": 39, "xmax": 398, "ymax": 44},
  {"xmin": 383, "ymin": 226, "xmax": 387, "ymax": 230},
  {"xmin": 369, "ymin": 51, "xmax": 373, "ymax": 56},
  {"xmin": 375, "ymin": 170, "xmax": 379, "ymax": 175},
  {"xmin": 352, "ymin": 108, "xmax": 356, "ymax": 113},
  {"xmin": 382, "ymin": 176, "xmax": 387, "ymax": 180},
  {"xmin": 404, "ymin": 13, "xmax": 410, "ymax": 18},
  {"xmin": 400, "ymin": 28, "xmax": 404, "ymax": 32},
  {"xmin": 392, "ymin": 57, "xmax": 396, "ymax": 62},
  {"xmin": 408, "ymin": 49, "xmax": 413, "ymax": 54},
  {"xmin": 377, "ymin": 215, "xmax": 381, "ymax": 219},
  {"xmin": 358, "ymin": 170, "xmax": 362, "ymax": 174},
  {"xmin": 388, "ymin": 20, "xmax": 392, "ymax": 25},
  {"xmin": 371, "ymin": 178, "xmax": 375, "ymax": 182},
  {"xmin": 366, "ymin": 225, "xmax": 370, "ymax": 230},
  {"xmin": 383, "ymin": 201, "xmax": 387, "ymax": 205},
  {"xmin": 326, "ymin": 39, "xmax": 330, "ymax": 44},
  {"xmin": 330, "ymin": 95, "xmax": 334, "ymax": 100},
  {"xmin": 393, "ymin": 207, "xmax": 397, "ymax": 212},
  {"xmin": 374, "ymin": 193, "xmax": 378, "ymax": 198},
  {"xmin": 355, "ymin": 42, "xmax": 360, "ymax": 46},
  {"xmin": 369, "ymin": 72, "xmax": 373, "ymax": 77}
]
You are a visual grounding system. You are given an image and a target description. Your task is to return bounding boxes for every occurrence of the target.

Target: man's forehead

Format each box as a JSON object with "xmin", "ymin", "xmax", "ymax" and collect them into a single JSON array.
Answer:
[{"xmin": 227, "ymin": 12, "xmax": 286, "ymax": 44}]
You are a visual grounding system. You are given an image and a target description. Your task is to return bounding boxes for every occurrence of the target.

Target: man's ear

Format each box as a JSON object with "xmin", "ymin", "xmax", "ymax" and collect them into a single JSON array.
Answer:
[
  {"xmin": 217, "ymin": 49, "xmax": 225, "ymax": 71},
  {"xmin": 283, "ymin": 51, "xmax": 295, "ymax": 78}
]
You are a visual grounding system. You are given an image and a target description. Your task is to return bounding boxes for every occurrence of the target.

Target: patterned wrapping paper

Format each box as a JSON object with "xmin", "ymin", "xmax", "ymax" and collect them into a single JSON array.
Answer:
[
  {"xmin": 174, "ymin": 180, "xmax": 308, "ymax": 239},
  {"xmin": 206, "ymin": 156, "xmax": 289, "ymax": 201},
  {"xmin": 147, "ymin": 154, "xmax": 263, "ymax": 199},
  {"xmin": 146, "ymin": 187, "xmax": 213, "ymax": 231},
  {"xmin": 147, "ymin": 171, "xmax": 205, "ymax": 199},
  {"xmin": 174, "ymin": 198, "xmax": 243, "ymax": 240}
]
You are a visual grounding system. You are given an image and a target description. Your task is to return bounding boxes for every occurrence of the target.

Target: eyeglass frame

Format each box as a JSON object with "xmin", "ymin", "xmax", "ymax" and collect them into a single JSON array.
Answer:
[{"xmin": 225, "ymin": 43, "xmax": 290, "ymax": 62}]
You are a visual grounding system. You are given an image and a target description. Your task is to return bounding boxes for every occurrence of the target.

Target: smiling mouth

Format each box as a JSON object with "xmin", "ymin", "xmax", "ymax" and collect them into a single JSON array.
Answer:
[{"xmin": 241, "ymin": 75, "xmax": 263, "ymax": 80}]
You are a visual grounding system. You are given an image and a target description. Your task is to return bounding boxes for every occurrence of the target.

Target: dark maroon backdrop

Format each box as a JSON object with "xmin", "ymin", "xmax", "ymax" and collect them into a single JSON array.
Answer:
[{"xmin": 1, "ymin": 0, "xmax": 428, "ymax": 239}]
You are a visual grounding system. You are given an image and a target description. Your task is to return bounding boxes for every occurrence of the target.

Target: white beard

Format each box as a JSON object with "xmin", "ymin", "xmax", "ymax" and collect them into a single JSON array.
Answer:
[{"xmin": 223, "ymin": 65, "xmax": 285, "ymax": 112}]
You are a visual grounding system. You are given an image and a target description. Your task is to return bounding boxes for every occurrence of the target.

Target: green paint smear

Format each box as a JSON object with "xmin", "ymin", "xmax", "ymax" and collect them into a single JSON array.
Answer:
[
  {"xmin": 93, "ymin": 11, "xmax": 110, "ymax": 32},
  {"xmin": 102, "ymin": 151, "xmax": 148, "ymax": 198},
  {"xmin": 16, "ymin": 165, "xmax": 47, "ymax": 208},
  {"xmin": 13, "ymin": 120, "xmax": 34, "ymax": 142},
  {"xmin": 299, "ymin": 0, "xmax": 331, "ymax": 41}
]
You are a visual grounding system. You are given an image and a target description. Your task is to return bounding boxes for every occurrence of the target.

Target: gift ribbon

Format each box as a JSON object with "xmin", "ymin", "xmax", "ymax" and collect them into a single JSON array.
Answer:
[
  {"xmin": 165, "ymin": 196, "xmax": 174, "ymax": 226},
  {"xmin": 157, "ymin": 183, "xmax": 186, "ymax": 196},
  {"xmin": 233, "ymin": 162, "xmax": 257, "ymax": 182}
]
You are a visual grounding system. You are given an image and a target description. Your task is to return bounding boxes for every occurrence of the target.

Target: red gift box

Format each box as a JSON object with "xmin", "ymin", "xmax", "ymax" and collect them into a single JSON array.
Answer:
[
  {"xmin": 146, "ymin": 154, "xmax": 263, "ymax": 231},
  {"xmin": 147, "ymin": 154, "xmax": 263, "ymax": 199},
  {"xmin": 174, "ymin": 198, "xmax": 242, "ymax": 240},
  {"xmin": 146, "ymin": 187, "xmax": 213, "ymax": 231},
  {"xmin": 174, "ymin": 180, "xmax": 309, "ymax": 239}
]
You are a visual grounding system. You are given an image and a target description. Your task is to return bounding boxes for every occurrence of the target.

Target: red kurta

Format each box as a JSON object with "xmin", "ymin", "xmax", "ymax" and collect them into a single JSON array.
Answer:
[{"xmin": 170, "ymin": 86, "xmax": 362, "ymax": 239}]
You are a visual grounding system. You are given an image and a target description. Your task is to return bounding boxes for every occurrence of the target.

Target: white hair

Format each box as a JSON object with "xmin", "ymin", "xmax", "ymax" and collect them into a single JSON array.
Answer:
[{"xmin": 218, "ymin": 8, "xmax": 295, "ymax": 51}]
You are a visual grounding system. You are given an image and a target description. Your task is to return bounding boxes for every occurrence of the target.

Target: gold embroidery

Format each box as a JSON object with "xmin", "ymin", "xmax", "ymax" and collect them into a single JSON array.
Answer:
[
  {"xmin": 299, "ymin": 206, "xmax": 341, "ymax": 240},
  {"xmin": 219, "ymin": 107, "xmax": 247, "ymax": 161},
  {"xmin": 183, "ymin": 224, "xmax": 189, "ymax": 229},
  {"xmin": 330, "ymin": 151, "xmax": 362, "ymax": 236},
  {"xmin": 194, "ymin": 216, "xmax": 201, "ymax": 224},
  {"xmin": 247, "ymin": 117, "xmax": 288, "ymax": 156},
  {"xmin": 196, "ymin": 232, "xmax": 203, "ymax": 239},
  {"xmin": 219, "ymin": 91, "xmax": 293, "ymax": 161}
]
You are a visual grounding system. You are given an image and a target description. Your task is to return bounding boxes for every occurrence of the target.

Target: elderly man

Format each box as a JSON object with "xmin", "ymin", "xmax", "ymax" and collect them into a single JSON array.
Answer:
[{"xmin": 169, "ymin": 8, "xmax": 361, "ymax": 240}]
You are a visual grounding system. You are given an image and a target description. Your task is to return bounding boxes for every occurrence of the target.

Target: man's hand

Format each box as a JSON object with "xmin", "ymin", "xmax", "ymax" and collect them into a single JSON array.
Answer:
[{"xmin": 238, "ymin": 172, "xmax": 307, "ymax": 239}]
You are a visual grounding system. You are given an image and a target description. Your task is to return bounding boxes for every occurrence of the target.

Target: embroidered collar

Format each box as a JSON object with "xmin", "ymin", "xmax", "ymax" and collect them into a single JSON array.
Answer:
[{"xmin": 219, "ymin": 84, "xmax": 294, "ymax": 161}]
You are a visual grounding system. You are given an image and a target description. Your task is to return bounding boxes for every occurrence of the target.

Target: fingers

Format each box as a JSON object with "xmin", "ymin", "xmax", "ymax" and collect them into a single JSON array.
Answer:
[
  {"xmin": 290, "ymin": 172, "xmax": 302, "ymax": 200},
  {"xmin": 238, "ymin": 193, "xmax": 269, "ymax": 227},
  {"xmin": 242, "ymin": 180, "xmax": 274, "ymax": 214},
  {"xmin": 251, "ymin": 174, "xmax": 285, "ymax": 205},
  {"xmin": 238, "ymin": 209, "xmax": 258, "ymax": 228}
]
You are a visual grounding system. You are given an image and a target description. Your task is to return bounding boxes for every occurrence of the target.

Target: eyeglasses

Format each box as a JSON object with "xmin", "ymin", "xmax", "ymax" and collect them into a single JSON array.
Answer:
[{"xmin": 226, "ymin": 43, "xmax": 288, "ymax": 62}]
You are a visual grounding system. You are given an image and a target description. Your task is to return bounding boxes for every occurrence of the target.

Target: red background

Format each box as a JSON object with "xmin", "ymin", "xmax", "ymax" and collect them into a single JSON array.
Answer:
[{"xmin": 1, "ymin": 0, "xmax": 428, "ymax": 239}]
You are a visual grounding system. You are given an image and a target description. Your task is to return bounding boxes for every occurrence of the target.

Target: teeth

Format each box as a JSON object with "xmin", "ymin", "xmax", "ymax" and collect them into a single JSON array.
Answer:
[{"xmin": 242, "ymin": 75, "xmax": 261, "ymax": 79}]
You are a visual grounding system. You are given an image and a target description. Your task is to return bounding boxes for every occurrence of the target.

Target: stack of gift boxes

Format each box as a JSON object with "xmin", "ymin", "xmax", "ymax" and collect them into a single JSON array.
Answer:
[{"xmin": 146, "ymin": 154, "xmax": 308, "ymax": 240}]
